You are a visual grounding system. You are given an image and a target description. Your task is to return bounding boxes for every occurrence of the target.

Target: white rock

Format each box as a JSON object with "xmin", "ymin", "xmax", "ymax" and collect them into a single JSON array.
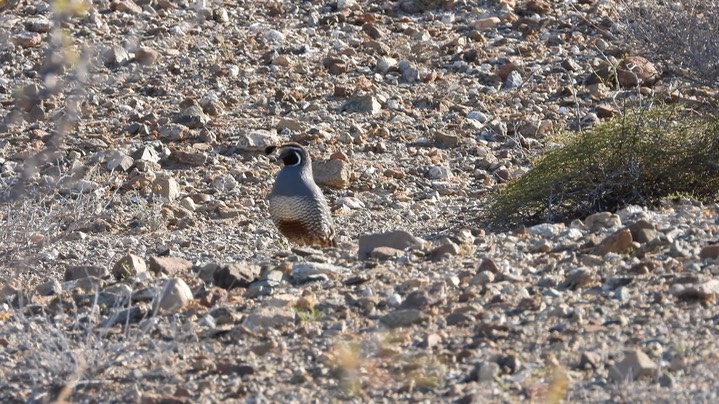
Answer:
[
  {"xmin": 153, "ymin": 177, "xmax": 180, "ymax": 202},
  {"xmin": 467, "ymin": 111, "xmax": 487, "ymax": 123},
  {"xmin": 212, "ymin": 174, "xmax": 239, "ymax": 192},
  {"xmin": 336, "ymin": 0, "xmax": 356, "ymax": 10},
  {"xmin": 153, "ymin": 278, "xmax": 193, "ymax": 314},
  {"xmin": 243, "ymin": 305, "xmax": 295, "ymax": 333},
  {"xmin": 236, "ymin": 129, "xmax": 279, "ymax": 152},
  {"xmin": 376, "ymin": 56, "xmax": 398, "ymax": 74},
  {"xmin": 527, "ymin": 223, "xmax": 565, "ymax": 237},
  {"xmin": 358, "ymin": 230, "xmax": 426, "ymax": 260},
  {"xmin": 264, "ymin": 29, "xmax": 285, "ymax": 43},
  {"xmin": 335, "ymin": 196, "xmax": 365, "ymax": 210},
  {"xmin": 427, "ymin": 165, "xmax": 453, "ymax": 180},
  {"xmin": 105, "ymin": 150, "xmax": 134, "ymax": 172}
]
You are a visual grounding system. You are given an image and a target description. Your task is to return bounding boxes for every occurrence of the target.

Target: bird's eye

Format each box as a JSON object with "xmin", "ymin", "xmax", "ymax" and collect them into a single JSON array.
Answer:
[{"xmin": 283, "ymin": 150, "xmax": 302, "ymax": 166}]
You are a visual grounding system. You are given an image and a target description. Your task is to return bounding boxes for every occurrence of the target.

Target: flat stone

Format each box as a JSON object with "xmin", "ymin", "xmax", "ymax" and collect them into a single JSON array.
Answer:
[
  {"xmin": 158, "ymin": 124, "xmax": 190, "ymax": 141},
  {"xmin": 342, "ymin": 94, "xmax": 381, "ymax": 114},
  {"xmin": 36, "ymin": 279, "xmax": 61, "ymax": 296},
  {"xmin": 277, "ymin": 118, "xmax": 306, "ymax": 132},
  {"xmin": 108, "ymin": 45, "xmax": 132, "ymax": 65},
  {"xmin": 379, "ymin": 309, "xmax": 427, "ymax": 328},
  {"xmin": 135, "ymin": 47, "xmax": 161, "ymax": 65},
  {"xmin": 169, "ymin": 149, "xmax": 208, "ymax": 166},
  {"xmin": 11, "ymin": 31, "xmax": 42, "ymax": 48},
  {"xmin": 113, "ymin": 0, "xmax": 143, "ymax": 14},
  {"xmin": 635, "ymin": 228, "xmax": 660, "ymax": 244},
  {"xmin": 148, "ymin": 256, "xmax": 192, "ymax": 276},
  {"xmin": 671, "ymin": 279, "xmax": 719, "ymax": 301},
  {"xmin": 434, "ymin": 132, "xmax": 460, "ymax": 148},
  {"xmin": 243, "ymin": 305, "xmax": 295, "ymax": 333},
  {"xmin": 358, "ymin": 230, "xmax": 426, "ymax": 260},
  {"xmin": 65, "ymin": 265, "xmax": 108, "ymax": 281},
  {"xmin": 473, "ymin": 17, "xmax": 500, "ymax": 30},
  {"xmin": 26, "ymin": 17, "xmax": 52, "ymax": 33},
  {"xmin": 700, "ymin": 245, "xmax": 719, "ymax": 260},
  {"xmin": 370, "ymin": 246, "xmax": 403, "ymax": 260}
]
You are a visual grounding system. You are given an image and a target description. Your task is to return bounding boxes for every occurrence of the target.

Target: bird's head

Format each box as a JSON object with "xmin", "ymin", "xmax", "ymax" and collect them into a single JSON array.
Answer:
[{"xmin": 265, "ymin": 143, "xmax": 310, "ymax": 167}]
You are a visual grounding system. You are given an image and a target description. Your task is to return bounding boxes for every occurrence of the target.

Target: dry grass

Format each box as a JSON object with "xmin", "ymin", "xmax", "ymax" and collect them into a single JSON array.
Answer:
[{"xmin": 618, "ymin": 0, "xmax": 719, "ymax": 87}]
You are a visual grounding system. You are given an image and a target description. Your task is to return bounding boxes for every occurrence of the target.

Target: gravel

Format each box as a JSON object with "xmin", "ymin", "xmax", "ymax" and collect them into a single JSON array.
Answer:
[{"xmin": 1, "ymin": 0, "xmax": 719, "ymax": 402}]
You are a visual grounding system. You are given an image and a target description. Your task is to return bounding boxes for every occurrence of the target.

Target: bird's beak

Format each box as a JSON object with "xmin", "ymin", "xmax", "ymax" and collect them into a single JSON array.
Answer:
[{"xmin": 265, "ymin": 145, "xmax": 279, "ymax": 164}]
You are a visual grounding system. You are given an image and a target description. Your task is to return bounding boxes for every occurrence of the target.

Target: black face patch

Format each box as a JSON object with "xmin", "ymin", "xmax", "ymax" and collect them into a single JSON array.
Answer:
[
  {"xmin": 265, "ymin": 145, "xmax": 277, "ymax": 155},
  {"xmin": 281, "ymin": 149, "xmax": 302, "ymax": 166}
]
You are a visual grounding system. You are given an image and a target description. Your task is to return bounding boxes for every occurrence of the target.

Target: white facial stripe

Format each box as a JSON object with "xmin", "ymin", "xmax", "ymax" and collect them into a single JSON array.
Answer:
[{"xmin": 281, "ymin": 147, "xmax": 303, "ymax": 166}]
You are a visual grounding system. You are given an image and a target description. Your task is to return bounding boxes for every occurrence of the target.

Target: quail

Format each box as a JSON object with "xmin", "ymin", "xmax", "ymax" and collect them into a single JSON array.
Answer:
[{"xmin": 265, "ymin": 143, "xmax": 337, "ymax": 248}]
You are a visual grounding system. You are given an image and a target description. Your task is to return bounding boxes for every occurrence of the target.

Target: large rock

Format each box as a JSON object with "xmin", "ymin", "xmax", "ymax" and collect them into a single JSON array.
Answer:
[
  {"xmin": 105, "ymin": 150, "xmax": 134, "ymax": 172},
  {"xmin": 617, "ymin": 56, "xmax": 659, "ymax": 88},
  {"xmin": 313, "ymin": 159, "xmax": 351, "ymax": 189},
  {"xmin": 112, "ymin": 254, "xmax": 148, "ymax": 280},
  {"xmin": 65, "ymin": 265, "xmax": 108, "ymax": 281},
  {"xmin": 609, "ymin": 349, "xmax": 658, "ymax": 382},
  {"xmin": 176, "ymin": 104, "xmax": 210, "ymax": 129},
  {"xmin": 236, "ymin": 129, "xmax": 279, "ymax": 152},
  {"xmin": 152, "ymin": 177, "xmax": 180, "ymax": 202},
  {"xmin": 379, "ymin": 309, "xmax": 427, "ymax": 328},
  {"xmin": 214, "ymin": 263, "xmax": 260, "ymax": 290},
  {"xmin": 670, "ymin": 279, "xmax": 719, "ymax": 301},
  {"xmin": 153, "ymin": 278, "xmax": 193, "ymax": 314},
  {"xmin": 243, "ymin": 305, "xmax": 295, "ymax": 333},
  {"xmin": 341, "ymin": 94, "xmax": 381, "ymax": 114},
  {"xmin": 594, "ymin": 228, "xmax": 633, "ymax": 255},
  {"xmin": 358, "ymin": 230, "xmax": 425, "ymax": 260},
  {"xmin": 148, "ymin": 256, "xmax": 192, "ymax": 276},
  {"xmin": 700, "ymin": 245, "xmax": 719, "ymax": 260}
]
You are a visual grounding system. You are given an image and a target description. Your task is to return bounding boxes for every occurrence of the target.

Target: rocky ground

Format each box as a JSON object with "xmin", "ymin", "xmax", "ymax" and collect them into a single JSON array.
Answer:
[{"xmin": 1, "ymin": 0, "xmax": 719, "ymax": 402}]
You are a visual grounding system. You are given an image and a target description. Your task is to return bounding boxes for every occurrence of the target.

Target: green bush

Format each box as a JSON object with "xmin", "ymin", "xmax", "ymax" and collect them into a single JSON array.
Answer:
[{"xmin": 487, "ymin": 105, "xmax": 719, "ymax": 226}]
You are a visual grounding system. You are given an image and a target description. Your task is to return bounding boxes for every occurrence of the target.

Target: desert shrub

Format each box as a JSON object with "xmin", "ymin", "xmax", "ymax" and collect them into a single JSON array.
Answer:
[
  {"xmin": 486, "ymin": 104, "xmax": 719, "ymax": 226},
  {"xmin": 618, "ymin": 0, "xmax": 719, "ymax": 87}
]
